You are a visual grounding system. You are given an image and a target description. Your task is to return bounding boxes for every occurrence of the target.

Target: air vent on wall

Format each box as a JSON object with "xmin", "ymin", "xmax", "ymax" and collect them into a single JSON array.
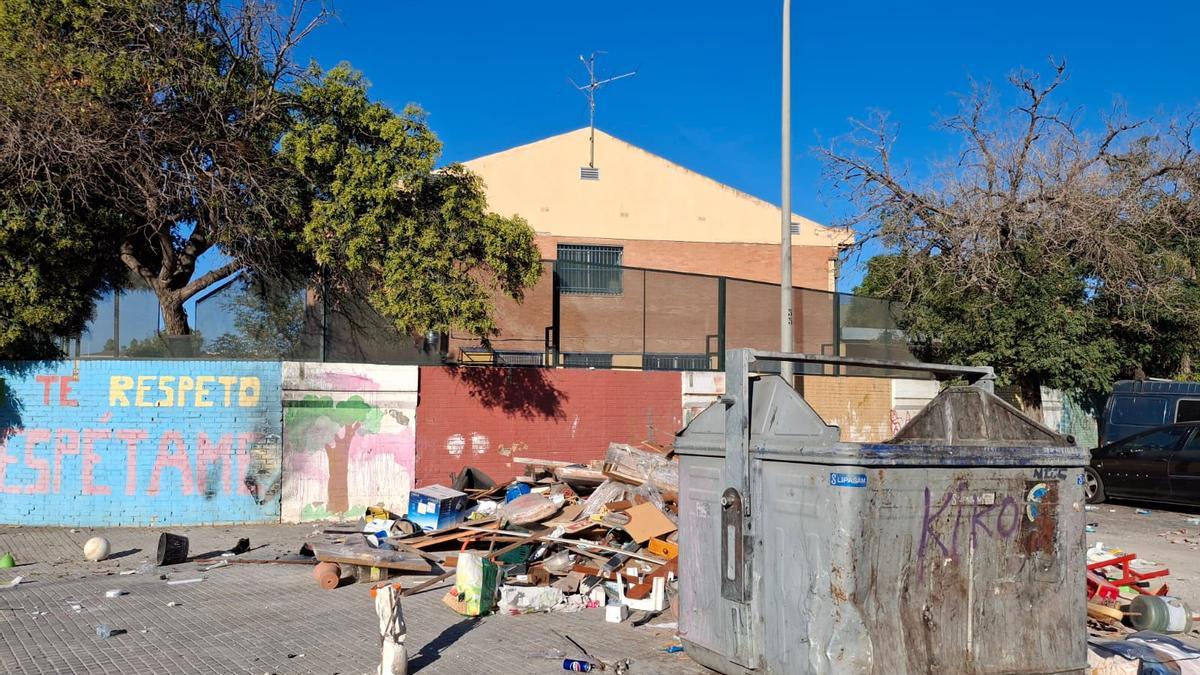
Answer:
[
  {"xmin": 790, "ymin": 222, "xmax": 800, "ymax": 235},
  {"xmin": 580, "ymin": 166, "xmax": 600, "ymax": 180}
]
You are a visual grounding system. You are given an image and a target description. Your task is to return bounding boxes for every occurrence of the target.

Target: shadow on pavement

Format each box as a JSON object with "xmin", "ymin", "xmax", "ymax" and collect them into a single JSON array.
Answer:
[
  {"xmin": 409, "ymin": 617, "xmax": 482, "ymax": 672},
  {"xmin": 106, "ymin": 549, "xmax": 141, "ymax": 561},
  {"xmin": 1104, "ymin": 498, "xmax": 1200, "ymax": 516}
]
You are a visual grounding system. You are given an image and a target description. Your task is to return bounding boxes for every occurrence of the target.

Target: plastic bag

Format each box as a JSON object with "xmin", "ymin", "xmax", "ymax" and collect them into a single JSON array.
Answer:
[{"xmin": 442, "ymin": 553, "xmax": 498, "ymax": 617}]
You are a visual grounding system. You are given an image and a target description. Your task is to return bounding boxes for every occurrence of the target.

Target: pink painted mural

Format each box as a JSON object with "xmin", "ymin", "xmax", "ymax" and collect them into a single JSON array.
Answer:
[{"xmin": 280, "ymin": 363, "xmax": 417, "ymax": 522}]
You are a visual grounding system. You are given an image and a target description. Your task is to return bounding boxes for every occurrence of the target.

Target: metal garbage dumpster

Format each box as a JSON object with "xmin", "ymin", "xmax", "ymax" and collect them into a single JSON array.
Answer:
[{"xmin": 675, "ymin": 349, "xmax": 1088, "ymax": 674}]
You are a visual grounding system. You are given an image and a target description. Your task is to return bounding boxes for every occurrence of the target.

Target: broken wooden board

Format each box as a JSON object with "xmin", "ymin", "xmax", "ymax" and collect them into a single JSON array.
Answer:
[
  {"xmin": 404, "ymin": 519, "xmax": 499, "ymax": 550},
  {"xmin": 310, "ymin": 542, "xmax": 433, "ymax": 573}
]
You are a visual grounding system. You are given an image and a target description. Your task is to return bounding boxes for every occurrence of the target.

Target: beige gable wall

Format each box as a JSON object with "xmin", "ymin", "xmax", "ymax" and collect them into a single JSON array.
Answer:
[{"xmin": 463, "ymin": 128, "xmax": 852, "ymax": 248}]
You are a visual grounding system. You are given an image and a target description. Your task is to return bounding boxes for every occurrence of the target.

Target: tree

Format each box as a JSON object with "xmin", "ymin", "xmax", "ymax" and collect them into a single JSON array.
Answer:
[
  {"xmin": 824, "ymin": 61, "xmax": 1199, "ymax": 413},
  {"xmin": 0, "ymin": 0, "xmax": 540, "ymax": 359},
  {"xmin": 202, "ymin": 276, "xmax": 306, "ymax": 358}
]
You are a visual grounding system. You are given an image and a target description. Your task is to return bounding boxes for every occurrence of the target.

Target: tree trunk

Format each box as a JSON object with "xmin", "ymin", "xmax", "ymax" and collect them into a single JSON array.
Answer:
[
  {"xmin": 1181, "ymin": 353, "xmax": 1192, "ymax": 379},
  {"xmin": 1016, "ymin": 377, "xmax": 1044, "ymax": 423},
  {"xmin": 159, "ymin": 293, "xmax": 190, "ymax": 335}
]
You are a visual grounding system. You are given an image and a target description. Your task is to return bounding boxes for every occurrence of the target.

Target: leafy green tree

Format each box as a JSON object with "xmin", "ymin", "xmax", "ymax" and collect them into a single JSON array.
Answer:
[
  {"xmin": 202, "ymin": 276, "xmax": 306, "ymax": 358},
  {"xmin": 0, "ymin": 0, "xmax": 539, "ymax": 359},
  {"xmin": 826, "ymin": 62, "xmax": 1199, "ymax": 413}
]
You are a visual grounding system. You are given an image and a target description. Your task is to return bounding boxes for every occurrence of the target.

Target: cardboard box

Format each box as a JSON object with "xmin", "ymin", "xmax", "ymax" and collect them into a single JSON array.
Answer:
[
  {"xmin": 621, "ymin": 502, "xmax": 678, "ymax": 544},
  {"xmin": 407, "ymin": 484, "xmax": 468, "ymax": 532}
]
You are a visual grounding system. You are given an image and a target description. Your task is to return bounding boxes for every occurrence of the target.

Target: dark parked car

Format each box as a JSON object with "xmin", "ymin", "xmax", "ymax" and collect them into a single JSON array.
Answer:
[
  {"xmin": 1101, "ymin": 380, "xmax": 1200, "ymax": 447},
  {"xmin": 1086, "ymin": 422, "xmax": 1200, "ymax": 505}
]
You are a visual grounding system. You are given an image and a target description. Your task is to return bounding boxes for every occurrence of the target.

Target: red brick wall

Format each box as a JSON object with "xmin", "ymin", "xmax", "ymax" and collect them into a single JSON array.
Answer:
[
  {"xmin": 535, "ymin": 235, "xmax": 837, "ymax": 289},
  {"xmin": 414, "ymin": 367, "xmax": 684, "ymax": 487}
]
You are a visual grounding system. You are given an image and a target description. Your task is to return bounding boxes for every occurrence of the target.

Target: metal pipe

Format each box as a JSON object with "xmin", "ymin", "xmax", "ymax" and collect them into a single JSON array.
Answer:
[{"xmin": 780, "ymin": 0, "xmax": 794, "ymax": 382}]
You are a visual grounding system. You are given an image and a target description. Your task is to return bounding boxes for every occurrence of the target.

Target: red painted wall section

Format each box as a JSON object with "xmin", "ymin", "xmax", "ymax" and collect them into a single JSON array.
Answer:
[{"xmin": 415, "ymin": 367, "xmax": 683, "ymax": 487}]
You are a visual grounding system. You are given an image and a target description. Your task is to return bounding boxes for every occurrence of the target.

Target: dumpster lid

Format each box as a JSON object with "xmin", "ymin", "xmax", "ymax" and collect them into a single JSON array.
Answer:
[
  {"xmin": 888, "ymin": 386, "xmax": 1073, "ymax": 447},
  {"xmin": 675, "ymin": 376, "xmax": 840, "ymax": 454}
]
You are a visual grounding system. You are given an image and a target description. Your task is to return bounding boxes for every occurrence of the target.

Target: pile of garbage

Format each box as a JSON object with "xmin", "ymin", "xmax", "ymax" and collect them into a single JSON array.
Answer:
[
  {"xmin": 308, "ymin": 442, "xmax": 682, "ymax": 630},
  {"xmin": 1086, "ymin": 542, "xmax": 1198, "ymax": 638}
]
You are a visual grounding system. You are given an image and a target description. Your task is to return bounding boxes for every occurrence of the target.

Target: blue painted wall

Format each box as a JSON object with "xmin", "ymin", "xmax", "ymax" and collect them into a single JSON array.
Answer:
[{"xmin": 0, "ymin": 361, "xmax": 283, "ymax": 526}]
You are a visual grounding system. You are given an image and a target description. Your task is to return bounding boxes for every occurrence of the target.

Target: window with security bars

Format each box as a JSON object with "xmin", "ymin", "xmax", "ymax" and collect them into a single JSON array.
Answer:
[{"xmin": 556, "ymin": 244, "xmax": 623, "ymax": 294}]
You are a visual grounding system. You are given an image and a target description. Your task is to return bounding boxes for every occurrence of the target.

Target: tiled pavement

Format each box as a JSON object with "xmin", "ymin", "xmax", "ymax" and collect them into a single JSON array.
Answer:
[{"xmin": 0, "ymin": 525, "xmax": 708, "ymax": 674}]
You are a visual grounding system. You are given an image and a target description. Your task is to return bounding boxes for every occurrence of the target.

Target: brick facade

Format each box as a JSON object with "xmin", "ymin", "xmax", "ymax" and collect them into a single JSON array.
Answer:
[
  {"xmin": 797, "ymin": 374, "xmax": 894, "ymax": 442},
  {"xmin": 413, "ymin": 366, "xmax": 684, "ymax": 487},
  {"xmin": 535, "ymin": 235, "xmax": 838, "ymax": 289}
]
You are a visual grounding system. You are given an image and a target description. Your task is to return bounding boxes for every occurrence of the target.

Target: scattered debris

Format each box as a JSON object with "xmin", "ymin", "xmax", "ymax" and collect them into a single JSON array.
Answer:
[
  {"xmin": 94, "ymin": 624, "xmax": 125, "ymax": 639},
  {"xmin": 84, "ymin": 537, "xmax": 111, "ymax": 562},
  {"xmin": 0, "ymin": 552, "xmax": 15, "ymax": 568},
  {"xmin": 103, "ymin": 589, "xmax": 127, "ymax": 598},
  {"xmin": 166, "ymin": 601, "xmax": 181, "ymax": 607},
  {"xmin": 3, "ymin": 576, "xmax": 23, "ymax": 589},
  {"xmin": 370, "ymin": 582, "xmax": 407, "ymax": 674},
  {"xmin": 165, "ymin": 577, "xmax": 205, "ymax": 586},
  {"xmin": 1135, "ymin": 509, "xmax": 1153, "ymax": 516},
  {"xmin": 156, "ymin": 532, "xmax": 189, "ymax": 566}
]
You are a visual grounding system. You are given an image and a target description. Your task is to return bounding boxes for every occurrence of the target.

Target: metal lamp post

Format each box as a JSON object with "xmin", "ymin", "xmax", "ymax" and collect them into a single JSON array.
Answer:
[{"xmin": 780, "ymin": 0, "xmax": 794, "ymax": 381}]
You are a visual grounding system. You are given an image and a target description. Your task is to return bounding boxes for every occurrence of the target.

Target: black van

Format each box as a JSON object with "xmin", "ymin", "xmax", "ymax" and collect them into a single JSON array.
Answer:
[{"xmin": 1102, "ymin": 380, "xmax": 1200, "ymax": 447}]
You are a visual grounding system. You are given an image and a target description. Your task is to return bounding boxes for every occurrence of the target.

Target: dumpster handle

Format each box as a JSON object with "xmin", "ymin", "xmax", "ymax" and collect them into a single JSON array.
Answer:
[{"xmin": 741, "ymin": 349, "xmax": 995, "ymax": 392}]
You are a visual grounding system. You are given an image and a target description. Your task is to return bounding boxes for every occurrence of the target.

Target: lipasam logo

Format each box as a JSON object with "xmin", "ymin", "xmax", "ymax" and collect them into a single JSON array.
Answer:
[{"xmin": 830, "ymin": 472, "xmax": 868, "ymax": 488}]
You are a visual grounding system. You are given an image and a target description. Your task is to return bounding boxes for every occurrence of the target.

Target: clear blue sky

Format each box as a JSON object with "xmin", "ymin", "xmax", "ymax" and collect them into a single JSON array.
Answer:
[{"xmin": 294, "ymin": 0, "xmax": 1199, "ymax": 291}]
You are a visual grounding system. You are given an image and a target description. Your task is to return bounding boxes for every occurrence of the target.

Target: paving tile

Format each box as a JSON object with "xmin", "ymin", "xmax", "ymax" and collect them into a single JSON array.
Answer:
[{"xmin": 0, "ymin": 525, "xmax": 706, "ymax": 674}]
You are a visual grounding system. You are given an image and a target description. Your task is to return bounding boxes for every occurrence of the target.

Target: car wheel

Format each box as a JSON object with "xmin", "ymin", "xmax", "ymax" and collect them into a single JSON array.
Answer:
[{"xmin": 1085, "ymin": 467, "xmax": 1106, "ymax": 504}]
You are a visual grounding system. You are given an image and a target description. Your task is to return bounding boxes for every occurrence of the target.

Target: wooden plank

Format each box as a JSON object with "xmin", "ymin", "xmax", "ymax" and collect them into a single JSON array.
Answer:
[
  {"xmin": 454, "ymin": 526, "xmax": 668, "ymax": 565},
  {"xmin": 512, "ymin": 457, "xmax": 574, "ymax": 468},
  {"xmin": 403, "ymin": 570, "xmax": 456, "ymax": 597},
  {"xmin": 310, "ymin": 543, "xmax": 433, "ymax": 573},
  {"xmin": 226, "ymin": 557, "xmax": 318, "ymax": 566},
  {"xmin": 407, "ymin": 521, "xmax": 499, "ymax": 550}
]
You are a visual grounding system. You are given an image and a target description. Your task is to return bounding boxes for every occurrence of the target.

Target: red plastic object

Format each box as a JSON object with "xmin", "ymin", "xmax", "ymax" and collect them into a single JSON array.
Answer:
[{"xmin": 1086, "ymin": 553, "xmax": 1170, "ymax": 597}]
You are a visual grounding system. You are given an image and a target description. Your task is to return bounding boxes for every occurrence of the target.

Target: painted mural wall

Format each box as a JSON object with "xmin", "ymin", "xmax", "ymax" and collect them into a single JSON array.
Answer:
[
  {"xmin": 280, "ymin": 363, "xmax": 417, "ymax": 522},
  {"xmin": 0, "ymin": 360, "xmax": 283, "ymax": 526}
]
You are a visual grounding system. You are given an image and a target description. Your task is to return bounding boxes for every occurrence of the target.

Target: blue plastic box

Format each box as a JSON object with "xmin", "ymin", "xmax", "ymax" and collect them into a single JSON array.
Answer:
[{"xmin": 407, "ymin": 485, "xmax": 468, "ymax": 532}]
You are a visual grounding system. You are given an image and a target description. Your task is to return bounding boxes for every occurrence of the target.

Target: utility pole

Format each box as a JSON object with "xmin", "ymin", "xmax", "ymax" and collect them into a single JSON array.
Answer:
[
  {"xmin": 571, "ymin": 52, "xmax": 636, "ymax": 168},
  {"xmin": 780, "ymin": 0, "xmax": 794, "ymax": 382}
]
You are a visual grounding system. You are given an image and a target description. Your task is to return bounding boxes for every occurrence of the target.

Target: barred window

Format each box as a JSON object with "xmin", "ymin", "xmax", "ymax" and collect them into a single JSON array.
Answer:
[{"xmin": 556, "ymin": 244, "xmax": 623, "ymax": 294}]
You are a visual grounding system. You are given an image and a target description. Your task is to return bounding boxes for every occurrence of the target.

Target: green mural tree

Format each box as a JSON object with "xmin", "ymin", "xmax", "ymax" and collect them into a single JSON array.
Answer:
[
  {"xmin": 285, "ymin": 396, "xmax": 384, "ymax": 515},
  {"xmin": 826, "ymin": 62, "xmax": 1200, "ymax": 413},
  {"xmin": 0, "ymin": 0, "xmax": 540, "ymax": 359}
]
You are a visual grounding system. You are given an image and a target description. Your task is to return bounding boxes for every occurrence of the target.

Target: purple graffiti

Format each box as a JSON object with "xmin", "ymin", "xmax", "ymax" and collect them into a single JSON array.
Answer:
[{"xmin": 918, "ymin": 482, "xmax": 1028, "ymax": 576}]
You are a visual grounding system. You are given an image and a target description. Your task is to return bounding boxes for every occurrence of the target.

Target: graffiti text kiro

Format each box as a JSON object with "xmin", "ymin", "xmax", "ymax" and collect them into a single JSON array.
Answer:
[
  {"xmin": 109, "ymin": 376, "xmax": 261, "ymax": 408},
  {"xmin": 0, "ymin": 428, "xmax": 266, "ymax": 497},
  {"xmin": 917, "ymin": 482, "xmax": 1024, "ymax": 567}
]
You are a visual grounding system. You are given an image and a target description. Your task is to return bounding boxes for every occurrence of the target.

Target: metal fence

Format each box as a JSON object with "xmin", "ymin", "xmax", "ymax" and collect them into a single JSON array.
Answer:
[{"xmin": 71, "ymin": 261, "xmax": 921, "ymax": 373}]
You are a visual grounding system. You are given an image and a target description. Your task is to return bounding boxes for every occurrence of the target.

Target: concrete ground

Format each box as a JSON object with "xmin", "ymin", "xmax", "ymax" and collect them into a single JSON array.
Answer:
[
  {"xmin": 0, "ymin": 524, "xmax": 704, "ymax": 675},
  {"xmin": 1086, "ymin": 499, "xmax": 1200, "ymax": 617},
  {"xmin": 2, "ymin": 500, "xmax": 1198, "ymax": 674}
]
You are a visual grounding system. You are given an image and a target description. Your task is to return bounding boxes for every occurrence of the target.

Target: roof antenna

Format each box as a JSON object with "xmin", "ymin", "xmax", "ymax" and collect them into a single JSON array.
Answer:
[{"xmin": 569, "ymin": 52, "xmax": 636, "ymax": 169}]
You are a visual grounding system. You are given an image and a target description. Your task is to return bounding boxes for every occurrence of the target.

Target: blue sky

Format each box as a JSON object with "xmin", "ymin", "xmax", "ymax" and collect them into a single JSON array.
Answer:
[{"xmin": 294, "ymin": 1, "xmax": 1199, "ymax": 291}]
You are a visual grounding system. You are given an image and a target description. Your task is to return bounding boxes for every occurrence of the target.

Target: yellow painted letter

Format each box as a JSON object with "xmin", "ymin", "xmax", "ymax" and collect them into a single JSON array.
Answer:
[
  {"xmin": 176, "ymin": 376, "xmax": 195, "ymax": 406},
  {"xmin": 156, "ymin": 376, "xmax": 175, "ymax": 407},
  {"xmin": 238, "ymin": 377, "xmax": 261, "ymax": 407},
  {"xmin": 218, "ymin": 376, "xmax": 237, "ymax": 407},
  {"xmin": 134, "ymin": 375, "xmax": 153, "ymax": 407},
  {"xmin": 109, "ymin": 376, "xmax": 133, "ymax": 406},
  {"xmin": 194, "ymin": 376, "xmax": 215, "ymax": 408}
]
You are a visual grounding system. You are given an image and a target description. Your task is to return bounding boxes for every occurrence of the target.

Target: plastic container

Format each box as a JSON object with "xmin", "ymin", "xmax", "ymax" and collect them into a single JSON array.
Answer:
[
  {"xmin": 156, "ymin": 532, "xmax": 189, "ymax": 566},
  {"xmin": 1129, "ymin": 595, "xmax": 1193, "ymax": 634},
  {"xmin": 675, "ymin": 349, "xmax": 1089, "ymax": 675}
]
